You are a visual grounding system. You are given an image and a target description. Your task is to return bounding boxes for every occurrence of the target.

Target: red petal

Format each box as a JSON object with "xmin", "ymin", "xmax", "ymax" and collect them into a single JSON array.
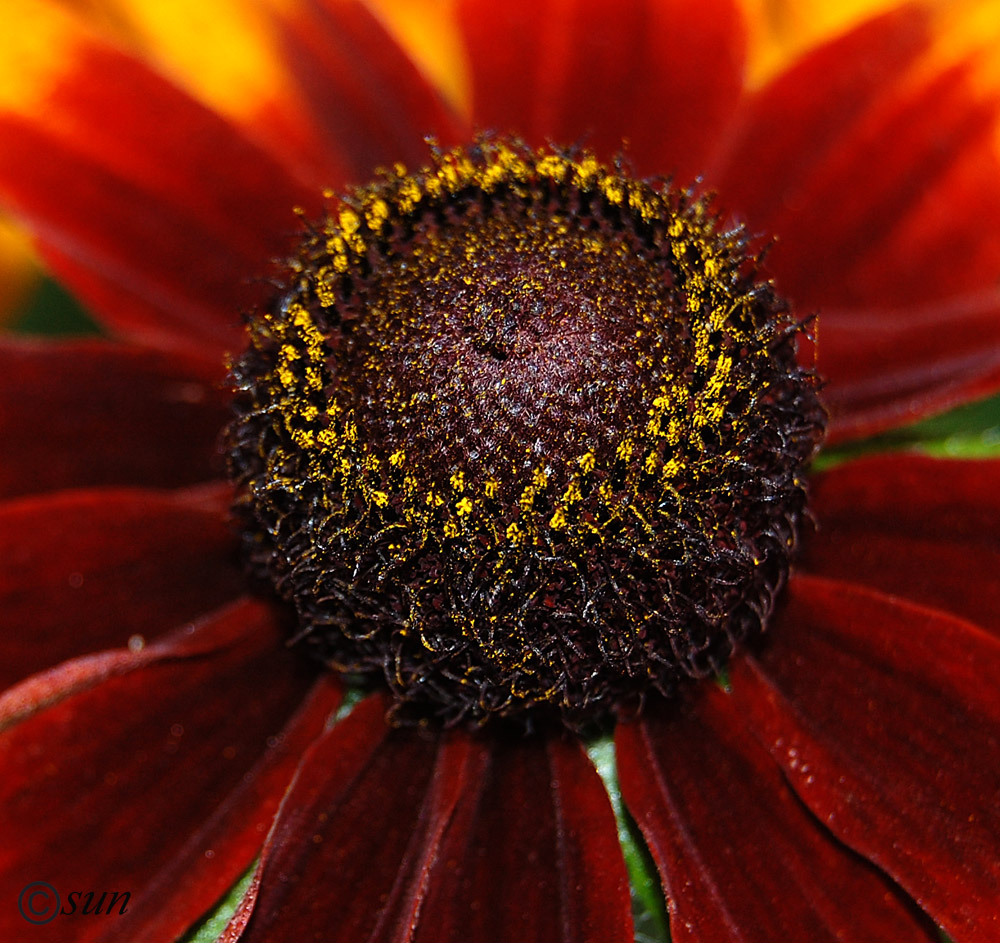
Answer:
[
  {"xmin": 803, "ymin": 453, "xmax": 1000, "ymax": 634},
  {"xmin": 128, "ymin": 676, "xmax": 341, "ymax": 943},
  {"xmin": 707, "ymin": 5, "xmax": 929, "ymax": 276},
  {"xmin": 225, "ymin": 699, "xmax": 631, "ymax": 943},
  {"xmin": 0, "ymin": 597, "xmax": 322, "ymax": 943},
  {"xmin": 715, "ymin": 6, "xmax": 1000, "ymax": 308},
  {"xmin": 728, "ymin": 574, "xmax": 1000, "ymax": 943},
  {"xmin": 457, "ymin": 0, "xmax": 745, "ymax": 180},
  {"xmin": 0, "ymin": 487, "xmax": 243, "ymax": 693},
  {"xmin": 0, "ymin": 25, "xmax": 318, "ymax": 357},
  {"xmin": 272, "ymin": 0, "xmax": 463, "ymax": 184},
  {"xmin": 413, "ymin": 731, "xmax": 632, "ymax": 943},
  {"xmin": 221, "ymin": 694, "xmax": 472, "ymax": 943},
  {"xmin": 817, "ymin": 293, "xmax": 1000, "ymax": 442},
  {"xmin": 711, "ymin": 7, "xmax": 1000, "ymax": 431},
  {"xmin": 617, "ymin": 687, "xmax": 937, "ymax": 942},
  {"xmin": 710, "ymin": 7, "xmax": 927, "ymax": 228},
  {"xmin": 0, "ymin": 340, "xmax": 230, "ymax": 499}
]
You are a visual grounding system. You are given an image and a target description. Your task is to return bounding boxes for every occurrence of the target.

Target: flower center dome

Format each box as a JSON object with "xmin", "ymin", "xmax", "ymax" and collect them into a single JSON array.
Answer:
[{"xmin": 226, "ymin": 140, "xmax": 825, "ymax": 727}]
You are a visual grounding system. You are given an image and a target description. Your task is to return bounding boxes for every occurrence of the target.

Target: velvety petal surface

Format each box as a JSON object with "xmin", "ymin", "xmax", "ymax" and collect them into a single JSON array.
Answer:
[
  {"xmin": 616, "ymin": 685, "xmax": 936, "ymax": 942},
  {"xmin": 225, "ymin": 697, "xmax": 631, "ymax": 943},
  {"xmin": 713, "ymin": 5, "xmax": 1000, "ymax": 308},
  {"xmin": 0, "ymin": 340, "xmax": 229, "ymax": 499},
  {"xmin": 0, "ymin": 486, "xmax": 243, "ymax": 692},
  {"xmin": 412, "ymin": 725, "xmax": 632, "ymax": 943},
  {"xmin": 0, "ymin": 1, "xmax": 319, "ymax": 358},
  {"xmin": 819, "ymin": 292, "xmax": 1000, "ymax": 442},
  {"xmin": 457, "ymin": 0, "xmax": 746, "ymax": 180},
  {"xmin": 728, "ymin": 573, "xmax": 1000, "ymax": 943},
  {"xmin": 802, "ymin": 453, "xmax": 1000, "ymax": 634},
  {"xmin": 222, "ymin": 694, "xmax": 472, "ymax": 943},
  {"xmin": 270, "ymin": 0, "xmax": 463, "ymax": 186},
  {"xmin": 0, "ymin": 597, "xmax": 325, "ymax": 943},
  {"xmin": 126, "ymin": 676, "xmax": 342, "ymax": 943},
  {"xmin": 711, "ymin": 6, "xmax": 1000, "ymax": 436},
  {"xmin": 709, "ymin": 4, "xmax": 928, "ymax": 277}
]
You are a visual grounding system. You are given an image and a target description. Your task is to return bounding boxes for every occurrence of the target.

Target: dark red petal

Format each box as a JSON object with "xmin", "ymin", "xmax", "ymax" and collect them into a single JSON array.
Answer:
[
  {"xmin": 127, "ymin": 676, "xmax": 341, "ymax": 943},
  {"xmin": 0, "ymin": 597, "xmax": 322, "ymax": 943},
  {"xmin": 220, "ymin": 694, "xmax": 471, "ymax": 943},
  {"xmin": 714, "ymin": 6, "xmax": 1000, "ymax": 309},
  {"xmin": 711, "ymin": 6, "xmax": 1000, "ymax": 429},
  {"xmin": 817, "ymin": 293, "xmax": 1000, "ymax": 443},
  {"xmin": 803, "ymin": 453, "xmax": 1000, "ymax": 634},
  {"xmin": 0, "ymin": 340, "xmax": 230, "ymax": 499},
  {"xmin": 225, "ymin": 698, "xmax": 631, "ymax": 943},
  {"xmin": 710, "ymin": 6, "xmax": 926, "ymax": 219},
  {"xmin": 728, "ymin": 574, "xmax": 1000, "ymax": 943},
  {"xmin": 413, "ymin": 731, "xmax": 632, "ymax": 943},
  {"xmin": 617, "ymin": 686, "xmax": 937, "ymax": 942},
  {"xmin": 0, "ymin": 32, "xmax": 318, "ymax": 357},
  {"xmin": 271, "ymin": 0, "xmax": 463, "ymax": 185},
  {"xmin": 769, "ymin": 65, "xmax": 1000, "ymax": 312},
  {"xmin": 0, "ymin": 486, "xmax": 244, "ymax": 693},
  {"xmin": 457, "ymin": 0, "xmax": 745, "ymax": 180}
]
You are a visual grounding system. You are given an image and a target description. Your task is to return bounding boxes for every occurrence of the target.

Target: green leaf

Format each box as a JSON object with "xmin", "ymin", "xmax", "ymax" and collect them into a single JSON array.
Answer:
[
  {"xmin": 179, "ymin": 865, "xmax": 255, "ymax": 943},
  {"xmin": 588, "ymin": 738, "xmax": 671, "ymax": 943},
  {"xmin": 9, "ymin": 276, "xmax": 102, "ymax": 337},
  {"xmin": 818, "ymin": 392, "xmax": 1000, "ymax": 470}
]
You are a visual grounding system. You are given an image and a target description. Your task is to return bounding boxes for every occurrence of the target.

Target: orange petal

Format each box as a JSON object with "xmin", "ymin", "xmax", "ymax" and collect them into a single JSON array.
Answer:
[
  {"xmin": 367, "ymin": 0, "xmax": 469, "ymax": 114},
  {"xmin": 743, "ymin": 0, "xmax": 1000, "ymax": 93},
  {"xmin": 46, "ymin": 0, "xmax": 338, "ymax": 186},
  {"xmin": 740, "ymin": 0, "xmax": 902, "ymax": 86},
  {"xmin": 0, "ymin": 0, "xmax": 322, "ymax": 357}
]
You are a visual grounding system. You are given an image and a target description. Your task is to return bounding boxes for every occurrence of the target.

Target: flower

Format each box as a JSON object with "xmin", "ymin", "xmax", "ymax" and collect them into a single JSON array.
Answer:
[{"xmin": 1, "ymin": 1, "xmax": 999, "ymax": 942}]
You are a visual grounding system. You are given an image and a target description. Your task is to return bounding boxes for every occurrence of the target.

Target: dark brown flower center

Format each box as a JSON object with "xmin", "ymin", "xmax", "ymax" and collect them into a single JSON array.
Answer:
[{"xmin": 225, "ymin": 140, "xmax": 825, "ymax": 727}]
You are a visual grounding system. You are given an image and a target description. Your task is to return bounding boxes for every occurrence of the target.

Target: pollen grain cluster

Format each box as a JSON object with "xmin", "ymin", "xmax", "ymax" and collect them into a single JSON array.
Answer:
[{"xmin": 226, "ymin": 140, "xmax": 825, "ymax": 727}]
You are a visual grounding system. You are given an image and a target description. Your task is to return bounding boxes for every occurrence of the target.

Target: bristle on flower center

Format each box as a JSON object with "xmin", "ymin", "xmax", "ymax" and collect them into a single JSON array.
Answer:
[{"xmin": 225, "ymin": 139, "xmax": 825, "ymax": 728}]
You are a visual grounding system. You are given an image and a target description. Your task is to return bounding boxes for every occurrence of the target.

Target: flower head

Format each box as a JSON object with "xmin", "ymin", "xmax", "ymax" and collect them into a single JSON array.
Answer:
[{"xmin": 227, "ymin": 139, "xmax": 825, "ymax": 725}]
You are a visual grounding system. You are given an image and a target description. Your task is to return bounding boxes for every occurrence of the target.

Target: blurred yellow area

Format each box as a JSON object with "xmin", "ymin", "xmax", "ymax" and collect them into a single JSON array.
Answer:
[
  {"xmin": 16, "ymin": 0, "xmax": 999, "ymax": 118},
  {"xmin": 0, "ymin": 1, "xmax": 83, "ymax": 114},
  {"xmin": 367, "ymin": 0, "xmax": 468, "ymax": 112},
  {"xmin": 922, "ymin": 0, "xmax": 1000, "ymax": 99},
  {"xmin": 0, "ymin": 0, "xmax": 315, "ymax": 327},
  {"xmin": 43, "ymin": 0, "xmax": 470, "ymax": 126},
  {"xmin": 373, "ymin": 0, "xmax": 1000, "ymax": 100},
  {"xmin": 741, "ymin": 0, "xmax": 902, "ymax": 85},
  {"xmin": 744, "ymin": 0, "xmax": 1000, "ymax": 92},
  {"xmin": 0, "ymin": 0, "xmax": 469, "ymax": 328},
  {"xmin": 53, "ymin": 0, "xmax": 301, "ymax": 125},
  {"xmin": 2, "ymin": 0, "xmax": 999, "ymax": 326}
]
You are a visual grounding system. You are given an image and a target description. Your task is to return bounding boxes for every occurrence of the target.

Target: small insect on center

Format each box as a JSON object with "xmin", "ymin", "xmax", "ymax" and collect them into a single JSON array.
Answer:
[{"xmin": 226, "ymin": 140, "xmax": 825, "ymax": 727}]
